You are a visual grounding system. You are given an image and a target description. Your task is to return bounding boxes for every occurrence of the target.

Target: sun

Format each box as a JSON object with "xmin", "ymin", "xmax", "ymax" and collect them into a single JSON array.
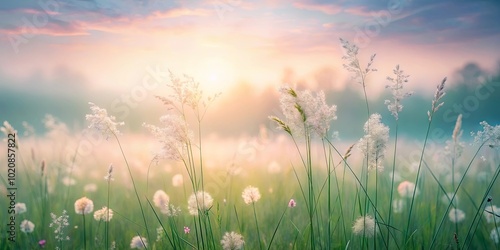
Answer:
[{"xmin": 195, "ymin": 57, "xmax": 235, "ymax": 91}]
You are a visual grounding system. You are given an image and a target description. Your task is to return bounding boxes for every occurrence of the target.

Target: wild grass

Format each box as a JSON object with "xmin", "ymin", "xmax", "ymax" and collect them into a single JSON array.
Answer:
[{"xmin": 1, "ymin": 40, "xmax": 500, "ymax": 249}]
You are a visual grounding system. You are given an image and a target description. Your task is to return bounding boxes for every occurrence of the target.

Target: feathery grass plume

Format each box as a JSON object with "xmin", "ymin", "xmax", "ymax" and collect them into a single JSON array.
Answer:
[
  {"xmin": 358, "ymin": 113, "xmax": 389, "ymax": 171},
  {"xmin": 449, "ymin": 208, "xmax": 466, "ymax": 223},
  {"xmin": 143, "ymin": 114, "xmax": 192, "ymax": 161},
  {"xmin": 1, "ymin": 121, "xmax": 17, "ymax": 138},
  {"xmin": 49, "ymin": 210, "xmax": 70, "ymax": 243},
  {"xmin": 93, "ymin": 207, "xmax": 113, "ymax": 222},
  {"xmin": 130, "ymin": 236, "xmax": 148, "ymax": 249},
  {"xmin": 352, "ymin": 215, "xmax": 378, "ymax": 237},
  {"xmin": 339, "ymin": 38, "xmax": 377, "ymax": 85},
  {"xmin": 491, "ymin": 227, "xmax": 500, "ymax": 244},
  {"xmin": 74, "ymin": 197, "xmax": 94, "ymax": 214},
  {"xmin": 484, "ymin": 205, "xmax": 500, "ymax": 223},
  {"xmin": 271, "ymin": 86, "xmax": 337, "ymax": 138},
  {"xmin": 427, "ymin": 77, "xmax": 447, "ymax": 121},
  {"xmin": 85, "ymin": 102, "xmax": 124, "ymax": 139},
  {"xmin": 444, "ymin": 114, "xmax": 465, "ymax": 159},
  {"xmin": 104, "ymin": 164, "xmax": 114, "ymax": 181},
  {"xmin": 242, "ymin": 186, "xmax": 261, "ymax": 205},
  {"xmin": 385, "ymin": 65, "xmax": 413, "ymax": 120},
  {"xmin": 220, "ymin": 231, "xmax": 245, "ymax": 250},
  {"xmin": 397, "ymin": 181, "xmax": 419, "ymax": 198},
  {"xmin": 167, "ymin": 70, "xmax": 203, "ymax": 109},
  {"xmin": 22, "ymin": 121, "xmax": 35, "ymax": 136},
  {"xmin": 471, "ymin": 121, "xmax": 500, "ymax": 149},
  {"xmin": 187, "ymin": 191, "xmax": 213, "ymax": 215},
  {"xmin": 14, "ymin": 202, "xmax": 27, "ymax": 214},
  {"xmin": 20, "ymin": 220, "xmax": 35, "ymax": 233}
]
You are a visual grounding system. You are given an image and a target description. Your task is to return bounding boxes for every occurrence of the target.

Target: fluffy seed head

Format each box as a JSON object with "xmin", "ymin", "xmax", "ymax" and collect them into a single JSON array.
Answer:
[
  {"xmin": 74, "ymin": 197, "xmax": 94, "ymax": 215},
  {"xmin": 220, "ymin": 231, "xmax": 245, "ymax": 250},
  {"xmin": 352, "ymin": 215, "xmax": 378, "ymax": 237},
  {"xmin": 93, "ymin": 207, "xmax": 113, "ymax": 222},
  {"xmin": 449, "ymin": 208, "xmax": 466, "ymax": 223},
  {"xmin": 397, "ymin": 181, "xmax": 419, "ymax": 198},
  {"xmin": 130, "ymin": 236, "xmax": 148, "ymax": 249},
  {"xmin": 242, "ymin": 186, "xmax": 261, "ymax": 205},
  {"xmin": 20, "ymin": 220, "xmax": 35, "ymax": 233},
  {"xmin": 187, "ymin": 191, "xmax": 213, "ymax": 215}
]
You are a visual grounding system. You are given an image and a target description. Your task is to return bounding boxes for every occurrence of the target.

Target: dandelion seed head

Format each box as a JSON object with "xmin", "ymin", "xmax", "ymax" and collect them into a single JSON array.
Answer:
[
  {"xmin": 187, "ymin": 191, "xmax": 213, "ymax": 215},
  {"xmin": 484, "ymin": 205, "xmax": 500, "ymax": 223},
  {"xmin": 74, "ymin": 197, "xmax": 94, "ymax": 215},
  {"xmin": 397, "ymin": 181, "xmax": 419, "ymax": 198},
  {"xmin": 242, "ymin": 186, "xmax": 261, "ymax": 205},
  {"xmin": 130, "ymin": 236, "xmax": 148, "ymax": 249},
  {"xmin": 220, "ymin": 231, "xmax": 245, "ymax": 250},
  {"xmin": 20, "ymin": 220, "xmax": 35, "ymax": 233},
  {"xmin": 172, "ymin": 174, "xmax": 184, "ymax": 187},
  {"xmin": 449, "ymin": 208, "xmax": 466, "ymax": 223},
  {"xmin": 352, "ymin": 215, "xmax": 378, "ymax": 237},
  {"xmin": 14, "ymin": 203, "xmax": 27, "ymax": 214},
  {"xmin": 153, "ymin": 190, "xmax": 170, "ymax": 210}
]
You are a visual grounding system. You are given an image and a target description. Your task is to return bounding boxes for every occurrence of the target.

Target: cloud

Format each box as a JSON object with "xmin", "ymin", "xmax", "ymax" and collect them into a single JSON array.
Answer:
[{"xmin": 292, "ymin": 1, "xmax": 342, "ymax": 15}]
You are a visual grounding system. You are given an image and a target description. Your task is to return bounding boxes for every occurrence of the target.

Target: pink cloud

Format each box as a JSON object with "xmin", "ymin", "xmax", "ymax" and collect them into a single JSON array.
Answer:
[
  {"xmin": 343, "ymin": 6, "xmax": 373, "ymax": 17},
  {"xmin": 151, "ymin": 8, "xmax": 210, "ymax": 19},
  {"xmin": 292, "ymin": 2, "xmax": 342, "ymax": 15}
]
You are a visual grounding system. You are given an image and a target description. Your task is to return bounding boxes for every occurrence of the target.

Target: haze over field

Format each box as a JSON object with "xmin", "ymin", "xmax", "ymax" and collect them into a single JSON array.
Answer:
[{"xmin": 1, "ymin": 0, "xmax": 499, "ymax": 139}]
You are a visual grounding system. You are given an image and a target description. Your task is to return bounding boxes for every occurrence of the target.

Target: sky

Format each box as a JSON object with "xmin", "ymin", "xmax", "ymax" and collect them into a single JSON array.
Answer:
[{"xmin": 1, "ymin": 0, "xmax": 500, "ymax": 138}]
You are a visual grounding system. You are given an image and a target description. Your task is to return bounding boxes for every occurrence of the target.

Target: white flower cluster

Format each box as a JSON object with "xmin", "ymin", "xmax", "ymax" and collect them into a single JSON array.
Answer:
[
  {"xmin": 49, "ymin": 210, "xmax": 70, "ymax": 242},
  {"xmin": 472, "ymin": 121, "xmax": 500, "ymax": 149}
]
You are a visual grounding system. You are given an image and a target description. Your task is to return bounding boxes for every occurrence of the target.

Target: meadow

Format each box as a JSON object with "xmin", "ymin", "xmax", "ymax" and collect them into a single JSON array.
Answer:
[{"xmin": 1, "ymin": 39, "xmax": 500, "ymax": 250}]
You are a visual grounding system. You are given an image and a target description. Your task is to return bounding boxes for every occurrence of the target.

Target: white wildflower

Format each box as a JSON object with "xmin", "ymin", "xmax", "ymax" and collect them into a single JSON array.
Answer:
[
  {"xmin": 397, "ymin": 181, "xmax": 419, "ymax": 198},
  {"xmin": 449, "ymin": 208, "xmax": 466, "ymax": 223},
  {"xmin": 74, "ymin": 197, "xmax": 94, "ymax": 215},
  {"xmin": 220, "ymin": 231, "xmax": 245, "ymax": 250},
  {"xmin": 187, "ymin": 191, "xmax": 213, "ymax": 215},
  {"xmin": 358, "ymin": 113, "xmax": 389, "ymax": 171},
  {"xmin": 93, "ymin": 207, "xmax": 113, "ymax": 222},
  {"xmin": 85, "ymin": 102, "xmax": 124, "ymax": 139},
  {"xmin": 242, "ymin": 186, "xmax": 261, "ymax": 205},
  {"xmin": 484, "ymin": 205, "xmax": 500, "ymax": 223},
  {"xmin": 167, "ymin": 71, "xmax": 203, "ymax": 109},
  {"xmin": 130, "ymin": 236, "xmax": 148, "ymax": 249},
  {"xmin": 49, "ymin": 210, "xmax": 70, "ymax": 242},
  {"xmin": 14, "ymin": 203, "xmax": 27, "ymax": 214},
  {"xmin": 352, "ymin": 215, "xmax": 378, "ymax": 237},
  {"xmin": 471, "ymin": 121, "xmax": 500, "ymax": 149},
  {"xmin": 20, "ymin": 220, "xmax": 35, "ymax": 233}
]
